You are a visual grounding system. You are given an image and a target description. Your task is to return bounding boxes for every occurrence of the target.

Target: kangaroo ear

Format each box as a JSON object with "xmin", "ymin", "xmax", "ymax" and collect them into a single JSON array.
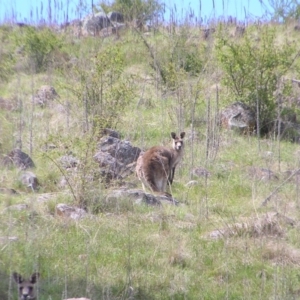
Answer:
[
  {"xmin": 171, "ymin": 132, "xmax": 176, "ymax": 139},
  {"xmin": 30, "ymin": 273, "xmax": 40, "ymax": 284},
  {"xmin": 13, "ymin": 272, "xmax": 23, "ymax": 283},
  {"xmin": 180, "ymin": 132, "xmax": 185, "ymax": 138}
]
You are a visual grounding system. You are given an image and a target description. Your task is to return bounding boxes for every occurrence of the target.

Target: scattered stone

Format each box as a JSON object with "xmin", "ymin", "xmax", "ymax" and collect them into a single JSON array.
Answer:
[
  {"xmin": 0, "ymin": 188, "xmax": 18, "ymax": 195},
  {"xmin": 247, "ymin": 166, "xmax": 278, "ymax": 181},
  {"xmin": 105, "ymin": 188, "xmax": 179, "ymax": 206},
  {"xmin": 282, "ymin": 169, "xmax": 300, "ymax": 184},
  {"xmin": 220, "ymin": 101, "xmax": 256, "ymax": 134},
  {"xmin": 206, "ymin": 212, "xmax": 289, "ymax": 240},
  {"xmin": 19, "ymin": 171, "xmax": 39, "ymax": 191},
  {"xmin": 56, "ymin": 203, "xmax": 87, "ymax": 220},
  {"xmin": 59, "ymin": 154, "xmax": 79, "ymax": 169},
  {"xmin": 192, "ymin": 167, "xmax": 211, "ymax": 178},
  {"xmin": 6, "ymin": 204, "xmax": 28, "ymax": 211},
  {"xmin": 0, "ymin": 97, "xmax": 18, "ymax": 111},
  {"xmin": 185, "ymin": 180, "xmax": 198, "ymax": 187},
  {"xmin": 101, "ymin": 128, "xmax": 121, "ymax": 139},
  {"xmin": 33, "ymin": 85, "xmax": 59, "ymax": 107}
]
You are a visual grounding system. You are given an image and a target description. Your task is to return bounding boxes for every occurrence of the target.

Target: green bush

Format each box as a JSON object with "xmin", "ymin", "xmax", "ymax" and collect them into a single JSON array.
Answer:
[
  {"xmin": 66, "ymin": 43, "xmax": 134, "ymax": 131},
  {"xmin": 100, "ymin": 0, "xmax": 163, "ymax": 22},
  {"xmin": 216, "ymin": 25, "xmax": 295, "ymax": 134},
  {"xmin": 14, "ymin": 26, "xmax": 62, "ymax": 73}
]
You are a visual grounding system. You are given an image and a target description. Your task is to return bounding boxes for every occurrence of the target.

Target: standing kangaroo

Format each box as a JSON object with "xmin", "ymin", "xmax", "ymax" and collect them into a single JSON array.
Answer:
[
  {"xmin": 13, "ymin": 272, "xmax": 40, "ymax": 300},
  {"xmin": 136, "ymin": 132, "xmax": 185, "ymax": 195}
]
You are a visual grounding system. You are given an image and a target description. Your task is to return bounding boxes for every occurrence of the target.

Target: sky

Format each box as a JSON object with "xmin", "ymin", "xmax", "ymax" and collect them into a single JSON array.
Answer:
[{"xmin": 0, "ymin": 0, "xmax": 273, "ymax": 24}]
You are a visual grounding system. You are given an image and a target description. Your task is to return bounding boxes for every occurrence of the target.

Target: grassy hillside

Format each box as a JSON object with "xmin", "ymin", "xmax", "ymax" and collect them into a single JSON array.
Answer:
[{"xmin": 1, "ymin": 18, "xmax": 300, "ymax": 299}]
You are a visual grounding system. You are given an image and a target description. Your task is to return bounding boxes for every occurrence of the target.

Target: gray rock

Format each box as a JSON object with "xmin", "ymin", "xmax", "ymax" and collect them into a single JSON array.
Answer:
[
  {"xmin": 94, "ymin": 136, "xmax": 141, "ymax": 183},
  {"xmin": 33, "ymin": 85, "xmax": 59, "ymax": 107},
  {"xmin": 83, "ymin": 12, "xmax": 110, "ymax": 36},
  {"xmin": 59, "ymin": 154, "xmax": 79, "ymax": 169},
  {"xmin": 107, "ymin": 11, "xmax": 124, "ymax": 23},
  {"xmin": 220, "ymin": 101, "xmax": 256, "ymax": 134},
  {"xmin": 106, "ymin": 188, "xmax": 179, "ymax": 206},
  {"xmin": 56, "ymin": 203, "xmax": 87, "ymax": 220},
  {"xmin": 2, "ymin": 149, "xmax": 35, "ymax": 170},
  {"xmin": 19, "ymin": 171, "xmax": 39, "ymax": 191},
  {"xmin": 0, "ymin": 188, "xmax": 18, "ymax": 195}
]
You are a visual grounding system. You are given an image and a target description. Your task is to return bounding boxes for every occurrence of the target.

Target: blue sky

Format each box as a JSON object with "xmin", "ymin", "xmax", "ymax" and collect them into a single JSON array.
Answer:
[{"xmin": 0, "ymin": 0, "xmax": 273, "ymax": 24}]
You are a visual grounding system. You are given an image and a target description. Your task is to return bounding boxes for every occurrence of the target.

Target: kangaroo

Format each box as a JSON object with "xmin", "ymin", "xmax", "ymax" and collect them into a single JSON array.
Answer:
[
  {"xmin": 136, "ymin": 132, "xmax": 185, "ymax": 195},
  {"xmin": 13, "ymin": 272, "xmax": 40, "ymax": 300}
]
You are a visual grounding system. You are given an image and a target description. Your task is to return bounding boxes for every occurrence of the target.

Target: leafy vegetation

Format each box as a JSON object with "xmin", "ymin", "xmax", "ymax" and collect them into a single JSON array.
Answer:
[
  {"xmin": 216, "ymin": 25, "xmax": 296, "ymax": 134},
  {"xmin": 99, "ymin": 0, "xmax": 163, "ymax": 22}
]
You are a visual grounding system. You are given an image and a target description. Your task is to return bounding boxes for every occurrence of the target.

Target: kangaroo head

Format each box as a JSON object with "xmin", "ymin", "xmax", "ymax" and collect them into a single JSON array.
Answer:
[
  {"xmin": 13, "ymin": 272, "xmax": 40, "ymax": 300},
  {"xmin": 171, "ymin": 132, "xmax": 185, "ymax": 151}
]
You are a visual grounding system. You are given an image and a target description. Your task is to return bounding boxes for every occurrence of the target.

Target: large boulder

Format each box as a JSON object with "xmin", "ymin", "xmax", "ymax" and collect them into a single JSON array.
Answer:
[
  {"xmin": 2, "ymin": 149, "xmax": 35, "ymax": 170},
  {"xmin": 94, "ymin": 135, "xmax": 141, "ymax": 183},
  {"xmin": 106, "ymin": 188, "xmax": 179, "ymax": 206},
  {"xmin": 220, "ymin": 101, "xmax": 256, "ymax": 134},
  {"xmin": 107, "ymin": 11, "xmax": 124, "ymax": 23},
  {"xmin": 83, "ymin": 12, "xmax": 110, "ymax": 36}
]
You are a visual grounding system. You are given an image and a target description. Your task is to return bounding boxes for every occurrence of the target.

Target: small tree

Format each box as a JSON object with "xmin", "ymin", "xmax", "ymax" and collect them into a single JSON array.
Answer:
[
  {"xmin": 99, "ymin": 0, "xmax": 163, "ymax": 23},
  {"xmin": 216, "ymin": 25, "xmax": 296, "ymax": 134},
  {"xmin": 66, "ymin": 43, "xmax": 134, "ymax": 133}
]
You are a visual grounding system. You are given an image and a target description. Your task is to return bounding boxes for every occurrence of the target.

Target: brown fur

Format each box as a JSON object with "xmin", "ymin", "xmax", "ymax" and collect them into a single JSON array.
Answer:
[
  {"xmin": 136, "ymin": 132, "xmax": 185, "ymax": 195},
  {"xmin": 13, "ymin": 272, "xmax": 40, "ymax": 300}
]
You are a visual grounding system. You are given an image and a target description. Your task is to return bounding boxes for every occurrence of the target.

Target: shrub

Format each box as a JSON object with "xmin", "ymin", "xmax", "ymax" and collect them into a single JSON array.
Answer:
[
  {"xmin": 215, "ymin": 25, "xmax": 296, "ymax": 134},
  {"xmin": 14, "ymin": 26, "xmax": 62, "ymax": 73},
  {"xmin": 66, "ymin": 43, "xmax": 134, "ymax": 132}
]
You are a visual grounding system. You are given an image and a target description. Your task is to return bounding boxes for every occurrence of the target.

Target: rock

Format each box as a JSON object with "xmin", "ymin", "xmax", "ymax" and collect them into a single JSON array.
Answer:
[
  {"xmin": 34, "ymin": 85, "xmax": 59, "ymax": 107},
  {"xmin": 56, "ymin": 203, "xmax": 87, "ymax": 220},
  {"xmin": 6, "ymin": 204, "xmax": 28, "ymax": 211},
  {"xmin": 206, "ymin": 212, "xmax": 288, "ymax": 240},
  {"xmin": 220, "ymin": 101, "xmax": 256, "ymax": 134},
  {"xmin": 83, "ymin": 12, "xmax": 110, "ymax": 36},
  {"xmin": 0, "ymin": 188, "xmax": 18, "ymax": 195},
  {"xmin": 247, "ymin": 167, "xmax": 278, "ymax": 181},
  {"xmin": 59, "ymin": 154, "xmax": 79, "ymax": 169},
  {"xmin": 94, "ymin": 136, "xmax": 141, "ymax": 184},
  {"xmin": 19, "ymin": 171, "xmax": 39, "ymax": 191},
  {"xmin": 192, "ymin": 167, "xmax": 211, "ymax": 178},
  {"xmin": 107, "ymin": 11, "xmax": 124, "ymax": 23},
  {"xmin": 101, "ymin": 128, "xmax": 121, "ymax": 139},
  {"xmin": 0, "ymin": 97, "xmax": 18, "ymax": 111},
  {"xmin": 105, "ymin": 188, "xmax": 179, "ymax": 206},
  {"xmin": 2, "ymin": 149, "xmax": 35, "ymax": 170},
  {"xmin": 185, "ymin": 180, "xmax": 198, "ymax": 187}
]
